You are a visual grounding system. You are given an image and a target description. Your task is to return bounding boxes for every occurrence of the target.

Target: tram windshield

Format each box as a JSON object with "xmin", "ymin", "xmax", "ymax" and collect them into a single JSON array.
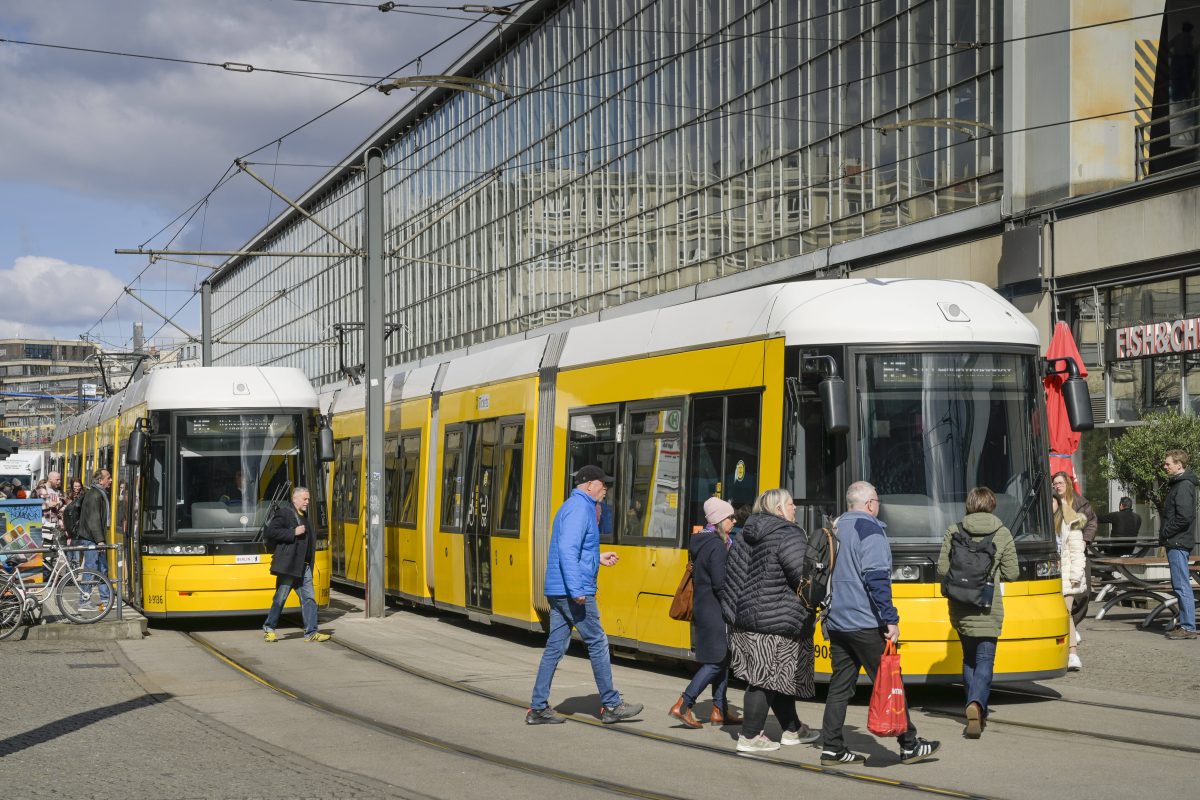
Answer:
[
  {"xmin": 856, "ymin": 352, "xmax": 1050, "ymax": 545},
  {"xmin": 173, "ymin": 413, "xmax": 306, "ymax": 537}
]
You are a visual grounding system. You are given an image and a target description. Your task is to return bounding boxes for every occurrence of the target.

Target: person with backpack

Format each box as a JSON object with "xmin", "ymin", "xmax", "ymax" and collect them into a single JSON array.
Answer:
[
  {"xmin": 719, "ymin": 488, "xmax": 820, "ymax": 752},
  {"xmin": 819, "ymin": 481, "xmax": 940, "ymax": 766},
  {"xmin": 668, "ymin": 497, "xmax": 741, "ymax": 729},
  {"xmin": 937, "ymin": 486, "xmax": 1018, "ymax": 739}
]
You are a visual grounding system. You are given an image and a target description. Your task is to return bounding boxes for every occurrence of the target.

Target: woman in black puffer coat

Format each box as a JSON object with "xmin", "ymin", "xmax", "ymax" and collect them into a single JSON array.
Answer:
[{"xmin": 719, "ymin": 488, "xmax": 819, "ymax": 753}]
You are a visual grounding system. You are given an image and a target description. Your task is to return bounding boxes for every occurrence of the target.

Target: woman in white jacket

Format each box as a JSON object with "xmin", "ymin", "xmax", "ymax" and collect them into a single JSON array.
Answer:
[{"xmin": 1052, "ymin": 496, "xmax": 1087, "ymax": 671}]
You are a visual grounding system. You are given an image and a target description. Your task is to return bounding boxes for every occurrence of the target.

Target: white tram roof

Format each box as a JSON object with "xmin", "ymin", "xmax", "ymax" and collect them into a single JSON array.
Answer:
[
  {"xmin": 315, "ymin": 279, "xmax": 1037, "ymax": 403},
  {"xmin": 106, "ymin": 367, "xmax": 318, "ymax": 421}
]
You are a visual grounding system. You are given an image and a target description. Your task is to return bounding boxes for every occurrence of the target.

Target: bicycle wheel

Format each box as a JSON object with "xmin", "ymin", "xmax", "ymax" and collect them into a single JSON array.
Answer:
[
  {"xmin": 0, "ymin": 592, "xmax": 23, "ymax": 640},
  {"xmin": 56, "ymin": 569, "xmax": 114, "ymax": 623}
]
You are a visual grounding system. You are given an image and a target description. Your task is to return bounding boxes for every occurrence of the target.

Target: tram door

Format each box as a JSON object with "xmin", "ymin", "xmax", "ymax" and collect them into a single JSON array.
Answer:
[{"xmin": 463, "ymin": 420, "xmax": 497, "ymax": 613}]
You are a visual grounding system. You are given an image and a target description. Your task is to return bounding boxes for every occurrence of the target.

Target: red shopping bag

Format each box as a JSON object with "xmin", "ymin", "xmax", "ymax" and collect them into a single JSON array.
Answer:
[{"xmin": 867, "ymin": 641, "xmax": 908, "ymax": 737}]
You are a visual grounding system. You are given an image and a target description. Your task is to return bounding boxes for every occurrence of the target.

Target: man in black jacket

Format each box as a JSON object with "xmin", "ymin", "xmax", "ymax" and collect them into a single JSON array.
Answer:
[
  {"xmin": 262, "ymin": 487, "xmax": 329, "ymax": 642},
  {"xmin": 1098, "ymin": 497, "xmax": 1142, "ymax": 555},
  {"xmin": 75, "ymin": 469, "xmax": 113, "ymax": 610},
  {"xmin": 1160, "ymin": 451, "xmax": 1198, "ymax": 639}
]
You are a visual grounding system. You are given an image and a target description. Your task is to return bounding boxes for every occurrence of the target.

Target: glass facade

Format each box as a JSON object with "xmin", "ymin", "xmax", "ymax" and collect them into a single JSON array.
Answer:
[{"xmin": 213, "ymin": 0, "xmax": 1004, "ymax": 384}]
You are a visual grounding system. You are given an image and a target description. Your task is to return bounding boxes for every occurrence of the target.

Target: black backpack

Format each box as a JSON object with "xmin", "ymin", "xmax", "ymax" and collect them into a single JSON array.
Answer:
[
  {"xmin": 941, "ymin": 523, "xmax": 998, "ymax": 608},
  {"xmin": 63, "ymin": 495, "xmax": 83, "ymax": 536},
  {"xmin": 797, "ymin": 525, "xmax": 840, "ymax": 620}
]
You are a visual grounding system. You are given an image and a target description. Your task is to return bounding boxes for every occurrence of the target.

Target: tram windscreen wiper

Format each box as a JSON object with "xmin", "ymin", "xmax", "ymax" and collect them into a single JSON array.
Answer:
[
  {"xmin": 254, "ymin": 479, "xmax": 293, "ymax": 543},
  {"xmin": 1008, "ymin": 466, "xmax": 1045, "ymax": 541}
]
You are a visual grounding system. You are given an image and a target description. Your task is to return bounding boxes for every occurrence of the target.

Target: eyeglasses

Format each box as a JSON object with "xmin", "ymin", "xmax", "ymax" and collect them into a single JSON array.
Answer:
[{"xmin": 867, "ymin": 498, "xmax": 880, "ymax": 506}]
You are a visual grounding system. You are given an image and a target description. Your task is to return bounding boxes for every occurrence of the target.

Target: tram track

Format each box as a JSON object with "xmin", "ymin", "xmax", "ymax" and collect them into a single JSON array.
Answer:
[
  {"xmin": 325, "ymin": 636, "xmax": 1007, "ymax": 800},
  {"xmin": 184, "ymin": 631, "xmax": 692, "ymax": 800},
  {"xmin": 987, "ymin": 685, "xmax": 1200, "ymax": 723}
]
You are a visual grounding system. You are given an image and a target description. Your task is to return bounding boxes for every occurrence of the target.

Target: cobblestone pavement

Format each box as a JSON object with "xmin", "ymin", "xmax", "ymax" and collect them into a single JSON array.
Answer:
[
  {"xmin": 1068, "ymin": 599, "xmax": 1200, "ymax": 703},
  {"xmin": 0, "ymin": 640, "xmax": 410, "ymax": 800}
]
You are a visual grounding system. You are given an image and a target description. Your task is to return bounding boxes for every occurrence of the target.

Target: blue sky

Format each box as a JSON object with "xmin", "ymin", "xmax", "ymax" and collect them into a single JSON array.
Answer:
[{"xmin": 0, "ymin": 0, "xmax": 485, "ymax": 351}]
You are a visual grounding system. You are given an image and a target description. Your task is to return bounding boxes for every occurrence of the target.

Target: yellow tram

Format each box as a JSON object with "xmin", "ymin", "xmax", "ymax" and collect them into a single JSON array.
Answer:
[
  {"xmin": 325, "ymin": 278, "xmax": 1072, "ymax": 683},
  {"xmin": 52, "ymin": 367, "xmax": 332, "ymax": 619}
]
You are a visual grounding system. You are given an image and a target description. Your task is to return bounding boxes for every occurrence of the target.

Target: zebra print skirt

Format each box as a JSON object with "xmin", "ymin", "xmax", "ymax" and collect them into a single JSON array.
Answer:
[{"xmin": 729, "ymin": 628, "xmax": 816, "ymax": 698}]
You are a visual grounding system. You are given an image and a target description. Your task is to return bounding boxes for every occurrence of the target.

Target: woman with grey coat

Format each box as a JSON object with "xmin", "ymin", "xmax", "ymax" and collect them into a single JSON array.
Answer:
[{"xmin": 937, "ymin": 486, "xmax": 1018, "ymax": 739}]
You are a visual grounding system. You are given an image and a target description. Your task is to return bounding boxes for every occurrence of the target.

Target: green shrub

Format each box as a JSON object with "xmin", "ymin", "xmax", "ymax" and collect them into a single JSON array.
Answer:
[{"xmin": 1099, "ymin": 411, "xmax": 1200, "ymax": 510}]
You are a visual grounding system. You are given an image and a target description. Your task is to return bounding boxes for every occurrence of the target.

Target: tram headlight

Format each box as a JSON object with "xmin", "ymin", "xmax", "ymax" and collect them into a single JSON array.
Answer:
[
  {"xmin": 1034, "ymin": 558, "xmax": 1061, "ymax": 578},
  {"xmin": 143, "ymin": 544, "xmax": 208, "ymax": 556},
  {"xmin": 890, "ymin": 565, "xmax": 921, "ymax": 582}
]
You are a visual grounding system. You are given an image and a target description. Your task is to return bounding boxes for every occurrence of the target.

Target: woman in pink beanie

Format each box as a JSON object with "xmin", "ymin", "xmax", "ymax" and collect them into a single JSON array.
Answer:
[{"xmin": 669, "ymin": 496, "xmax": 741, "ymax": 729}]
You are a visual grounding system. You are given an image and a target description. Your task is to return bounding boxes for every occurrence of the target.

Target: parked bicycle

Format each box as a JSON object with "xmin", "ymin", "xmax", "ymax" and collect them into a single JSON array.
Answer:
[{"xmin": 0, "ymin": 536, "xmax": 114, "ymax": 640}]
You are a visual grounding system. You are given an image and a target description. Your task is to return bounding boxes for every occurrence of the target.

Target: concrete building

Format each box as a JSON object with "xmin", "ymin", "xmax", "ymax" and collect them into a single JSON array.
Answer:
[
  {"xmin": 208, "ymin": 0, "xmax": 1200, "ymax": 519},
  {"xmin": 0, "ymin": 339, "xmax": 101, "ymax": 447}
]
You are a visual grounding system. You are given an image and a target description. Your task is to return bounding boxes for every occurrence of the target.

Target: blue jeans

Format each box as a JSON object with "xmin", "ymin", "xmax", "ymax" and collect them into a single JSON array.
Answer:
[
  {"xmin": 80, "ymin": 543, "xmax": 111, "ymax": 604},
  {"xmin": 959, "ymin": 635, "xmax": 997, "ymax": 716},
  {"xmin": 263, "ymin": 564, "xmax": 318, "ymax": 636},
  {"xmin": 1167, "ymin": 548, "xmax": 1197, "ymax": 631},
  {"xmin": 682, "ymin": 659, "xmax": 728, "ymax": 710},
  {"xmin": 531, "ymin": 596, "xmax": 621, "ymax": 710}
]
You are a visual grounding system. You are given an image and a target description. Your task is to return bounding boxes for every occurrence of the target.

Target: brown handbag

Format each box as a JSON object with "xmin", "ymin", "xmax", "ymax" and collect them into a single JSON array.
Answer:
[{"xmin": 669, "ymin": 562, "xmax": 694, "ymax": 621}]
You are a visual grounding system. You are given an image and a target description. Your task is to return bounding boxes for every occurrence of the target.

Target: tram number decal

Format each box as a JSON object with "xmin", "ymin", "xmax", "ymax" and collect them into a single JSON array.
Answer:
[
  {"xmin": 815, "ymin": 644, "xmax": 832, "ymax": 661},
  {"xmin": 148, "ymin": 595, "xmax": 164, "ymax": 606},
  {"xmin": 235, "ymin": 554, "xmax": 261, "ymax": 564}
]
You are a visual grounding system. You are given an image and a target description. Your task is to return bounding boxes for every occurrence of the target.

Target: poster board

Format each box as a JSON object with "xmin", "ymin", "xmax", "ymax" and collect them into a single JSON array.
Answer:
[{"xmin": 0, "ymin": 499, "xmax": 45, "ymax": 584}]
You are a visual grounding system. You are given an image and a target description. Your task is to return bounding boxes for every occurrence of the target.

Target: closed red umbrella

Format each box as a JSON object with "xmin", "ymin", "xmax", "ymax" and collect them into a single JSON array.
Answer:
[{"xmin": 1044, "ymin": 321, "xmax": 1088, "ymax": 487}]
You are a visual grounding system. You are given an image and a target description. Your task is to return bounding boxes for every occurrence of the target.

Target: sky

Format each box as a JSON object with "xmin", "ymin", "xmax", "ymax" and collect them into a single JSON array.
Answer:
[{"xmin": 0, "ymin": 0, "xmax": 493, "ymax": 352}]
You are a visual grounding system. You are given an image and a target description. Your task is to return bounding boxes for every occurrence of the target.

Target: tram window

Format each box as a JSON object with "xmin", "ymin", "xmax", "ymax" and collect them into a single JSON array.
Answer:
[
  {"xmin": 442, "ymin": 428, "xmax": 466, "ymax": 529},
  {"xmin": 173, "ymin": 414, "xmax": 302, "ymax": 535},
  {"xmin": 143, "ymin": 438, "xmax": 166, "ymax": 535},
  {"xmin": 398, "ymin": 433, "xmax": 420, "ymax": 527},
  {"xmin": 687, "ymin": 392, "xmax": 761, "ymax": 532},
  {"xmin": 496, "ymin": 422, "xmax": 524, "ymax": 534},
  {"xmin": 567, "ymin": 409, "xmax": 618, "ymax": 541},
  {"xmin": 384, "ymin": 436, "xmax": 399, "ymax": 525},
  {"xmin": 623, "ymin": 405, "xmax": 683, "ymax": 543},
  {"xmin": 346, "ymin": 439, "xmax": 362, "ymax": 523},
  {"xmin": 332, "ymin": 440, "xmax": 352, "ymax": 521}
]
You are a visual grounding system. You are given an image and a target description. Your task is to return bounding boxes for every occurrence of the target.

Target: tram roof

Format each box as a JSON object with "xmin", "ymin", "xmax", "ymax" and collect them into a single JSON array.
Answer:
[
  {"xmin": 318, "ymin": 279, "xmax": 1037, "ymax": 405},
  {"xmin": 118, "ymin": 367, "xmax": 318, "ymax": 415}
]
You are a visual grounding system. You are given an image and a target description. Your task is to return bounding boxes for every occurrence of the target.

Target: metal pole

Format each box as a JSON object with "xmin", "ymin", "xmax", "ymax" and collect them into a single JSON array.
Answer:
[
  {"xmin": 201, "ymin": 280, "xmax": 213, "ymax": 366},
  {"xmin": 364, "ymin": 147, "xmax": 386, "ymax": 619}
]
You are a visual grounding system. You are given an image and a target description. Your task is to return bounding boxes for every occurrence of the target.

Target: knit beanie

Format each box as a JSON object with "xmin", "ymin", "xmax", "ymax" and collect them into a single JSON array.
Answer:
[{"xmin": 703, "ymin": 497, "xmax": 735, "ymax": 525}]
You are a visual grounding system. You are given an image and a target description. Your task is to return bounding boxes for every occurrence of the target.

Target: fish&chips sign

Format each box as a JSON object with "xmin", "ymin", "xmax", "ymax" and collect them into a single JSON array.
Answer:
[{"xmin": 1108, "ymin": 318, "xmax": 1200, "ymax": 360}]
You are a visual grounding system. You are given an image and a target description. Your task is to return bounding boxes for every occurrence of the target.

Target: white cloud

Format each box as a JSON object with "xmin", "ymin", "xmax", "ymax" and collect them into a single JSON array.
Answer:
[{"xmin": 0, "ymin": 256, "xmax": 127, "ymax": 328}]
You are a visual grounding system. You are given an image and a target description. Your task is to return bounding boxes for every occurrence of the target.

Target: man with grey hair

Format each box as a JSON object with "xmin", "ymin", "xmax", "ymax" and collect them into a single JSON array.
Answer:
[
  {"xmin": 819, "ymin": 481, "xmax": 940, "ymax": 766},
  {"xmin": 262, "ymin": 487, "xmax": 329, "ymax": 642}
]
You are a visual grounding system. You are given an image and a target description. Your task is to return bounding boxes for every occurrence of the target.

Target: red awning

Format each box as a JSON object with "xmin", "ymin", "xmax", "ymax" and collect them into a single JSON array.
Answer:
[{"xmin": 1044, "ymin": 321, "xmax": 1088, "ymax": 485}]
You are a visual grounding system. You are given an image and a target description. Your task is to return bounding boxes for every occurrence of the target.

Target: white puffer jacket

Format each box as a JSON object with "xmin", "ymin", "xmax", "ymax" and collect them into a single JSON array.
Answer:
[{"xmin": 1057, "ymin": 515, "xmax": 1088, "ymax": 596}]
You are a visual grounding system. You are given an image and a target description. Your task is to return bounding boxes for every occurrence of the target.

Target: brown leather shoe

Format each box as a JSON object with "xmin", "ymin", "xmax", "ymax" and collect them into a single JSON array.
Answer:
[
  {"xmin": 668, "ymin": 696, "xmax": 703, "ymax": 729},
  {"xmin": 710, "ymin": 705, "xmax": 743, "ymax": 725}
]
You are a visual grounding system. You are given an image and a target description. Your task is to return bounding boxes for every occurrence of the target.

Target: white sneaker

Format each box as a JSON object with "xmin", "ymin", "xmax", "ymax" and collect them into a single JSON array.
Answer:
[
  {"xmin": 1067, "ymin": 653, "xmax": 1082, "ymax": 671},
  {"xmin": 736, "ymin": 734, "xmax": 780, "ymax": 753},
  {"xmin": 781, "ymin": 726, "xmax": 820, "ymax": 746}
]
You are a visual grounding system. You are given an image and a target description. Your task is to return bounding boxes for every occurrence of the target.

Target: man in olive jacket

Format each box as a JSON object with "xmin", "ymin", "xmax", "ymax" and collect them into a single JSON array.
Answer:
[
  {"xmin": 75, "ymin": 469, "xmax": 113, "ymax": 608},
  {"xmin": 262, "ymin": 487, "xmax": 328, "ymax": 642},
  {"xmin": 1160, "ymin": 450, "xmax": 1197, "ymax": 639}
]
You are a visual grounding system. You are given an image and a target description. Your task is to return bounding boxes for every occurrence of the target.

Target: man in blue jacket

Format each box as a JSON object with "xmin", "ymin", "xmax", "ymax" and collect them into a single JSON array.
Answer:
[
  {"xmin": 526, "ymin": 466, "xmax": 643, "ymax": 725},
  {"xmin": 819, "ymin": 481, "xmax": 940, "ymax": 766}
]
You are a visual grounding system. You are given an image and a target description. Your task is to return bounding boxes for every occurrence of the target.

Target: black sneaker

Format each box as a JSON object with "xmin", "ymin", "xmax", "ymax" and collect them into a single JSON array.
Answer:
[
  {"xmin": 600, "ymin": 701, "xmax": 643, "ymax": 724},
  {"xmin": 820, "ymin": 749, "xmax": 866, "ymax": 766},
  {"xmin": 899, "ymin": 738, "xmax": 941, "ymax": 765},
  {"xmin": 525, "ymin": 707, "xmax": 565, "ymax": 725}
]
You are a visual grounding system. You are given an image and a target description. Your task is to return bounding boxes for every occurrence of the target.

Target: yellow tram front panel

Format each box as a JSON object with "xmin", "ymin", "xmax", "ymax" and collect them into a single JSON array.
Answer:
[
  {"xmin": 561, "ymin": 338, "xmax": 784, "ymax": 654},
  {"xmin": 138, "ymin": 550, "xmax": 331, "ymax": 617},
  {"xmin": 812, "ymin": 577, "xmax": 1069, "ymax": 683}
]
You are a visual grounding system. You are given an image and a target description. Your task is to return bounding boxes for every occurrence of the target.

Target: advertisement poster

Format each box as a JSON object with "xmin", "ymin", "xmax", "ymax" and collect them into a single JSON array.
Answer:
[{"xmin": 0, "ymin": 499, "xmax": 45, "ymax": 584}]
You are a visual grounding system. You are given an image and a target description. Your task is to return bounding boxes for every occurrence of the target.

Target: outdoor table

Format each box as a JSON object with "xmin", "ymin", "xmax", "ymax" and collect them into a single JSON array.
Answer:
[{"xmin": 1091, "ymin": 555, "xmax": 1200, "ymax": 628}]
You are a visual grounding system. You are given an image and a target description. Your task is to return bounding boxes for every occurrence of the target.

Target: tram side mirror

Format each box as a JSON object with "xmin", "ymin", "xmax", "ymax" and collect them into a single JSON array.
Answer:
[
  {"xmin": 1046, "ymin": 356, "xmax": 1094, "ymax": 433},
  {"xmin": 126, "ymin": 427, "xmax": 147, "ymax": 466},
  {"xmin": 318, "ymin": 420, "xmax": 336, "ymax": 463},
  {"xmin": 1063, "ymin": 376, "xmax": 1094, "ymax": 432},
  {"xmin": 820, "ymin": 376, "xmax": 850, "ymax": 434}
]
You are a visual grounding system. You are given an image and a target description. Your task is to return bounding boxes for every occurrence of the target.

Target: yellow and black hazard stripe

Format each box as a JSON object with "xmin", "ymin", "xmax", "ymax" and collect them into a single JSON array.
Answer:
[{"xmin": 1135, "ymin": 38, "xmax": 1159, "ymax": 177}]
